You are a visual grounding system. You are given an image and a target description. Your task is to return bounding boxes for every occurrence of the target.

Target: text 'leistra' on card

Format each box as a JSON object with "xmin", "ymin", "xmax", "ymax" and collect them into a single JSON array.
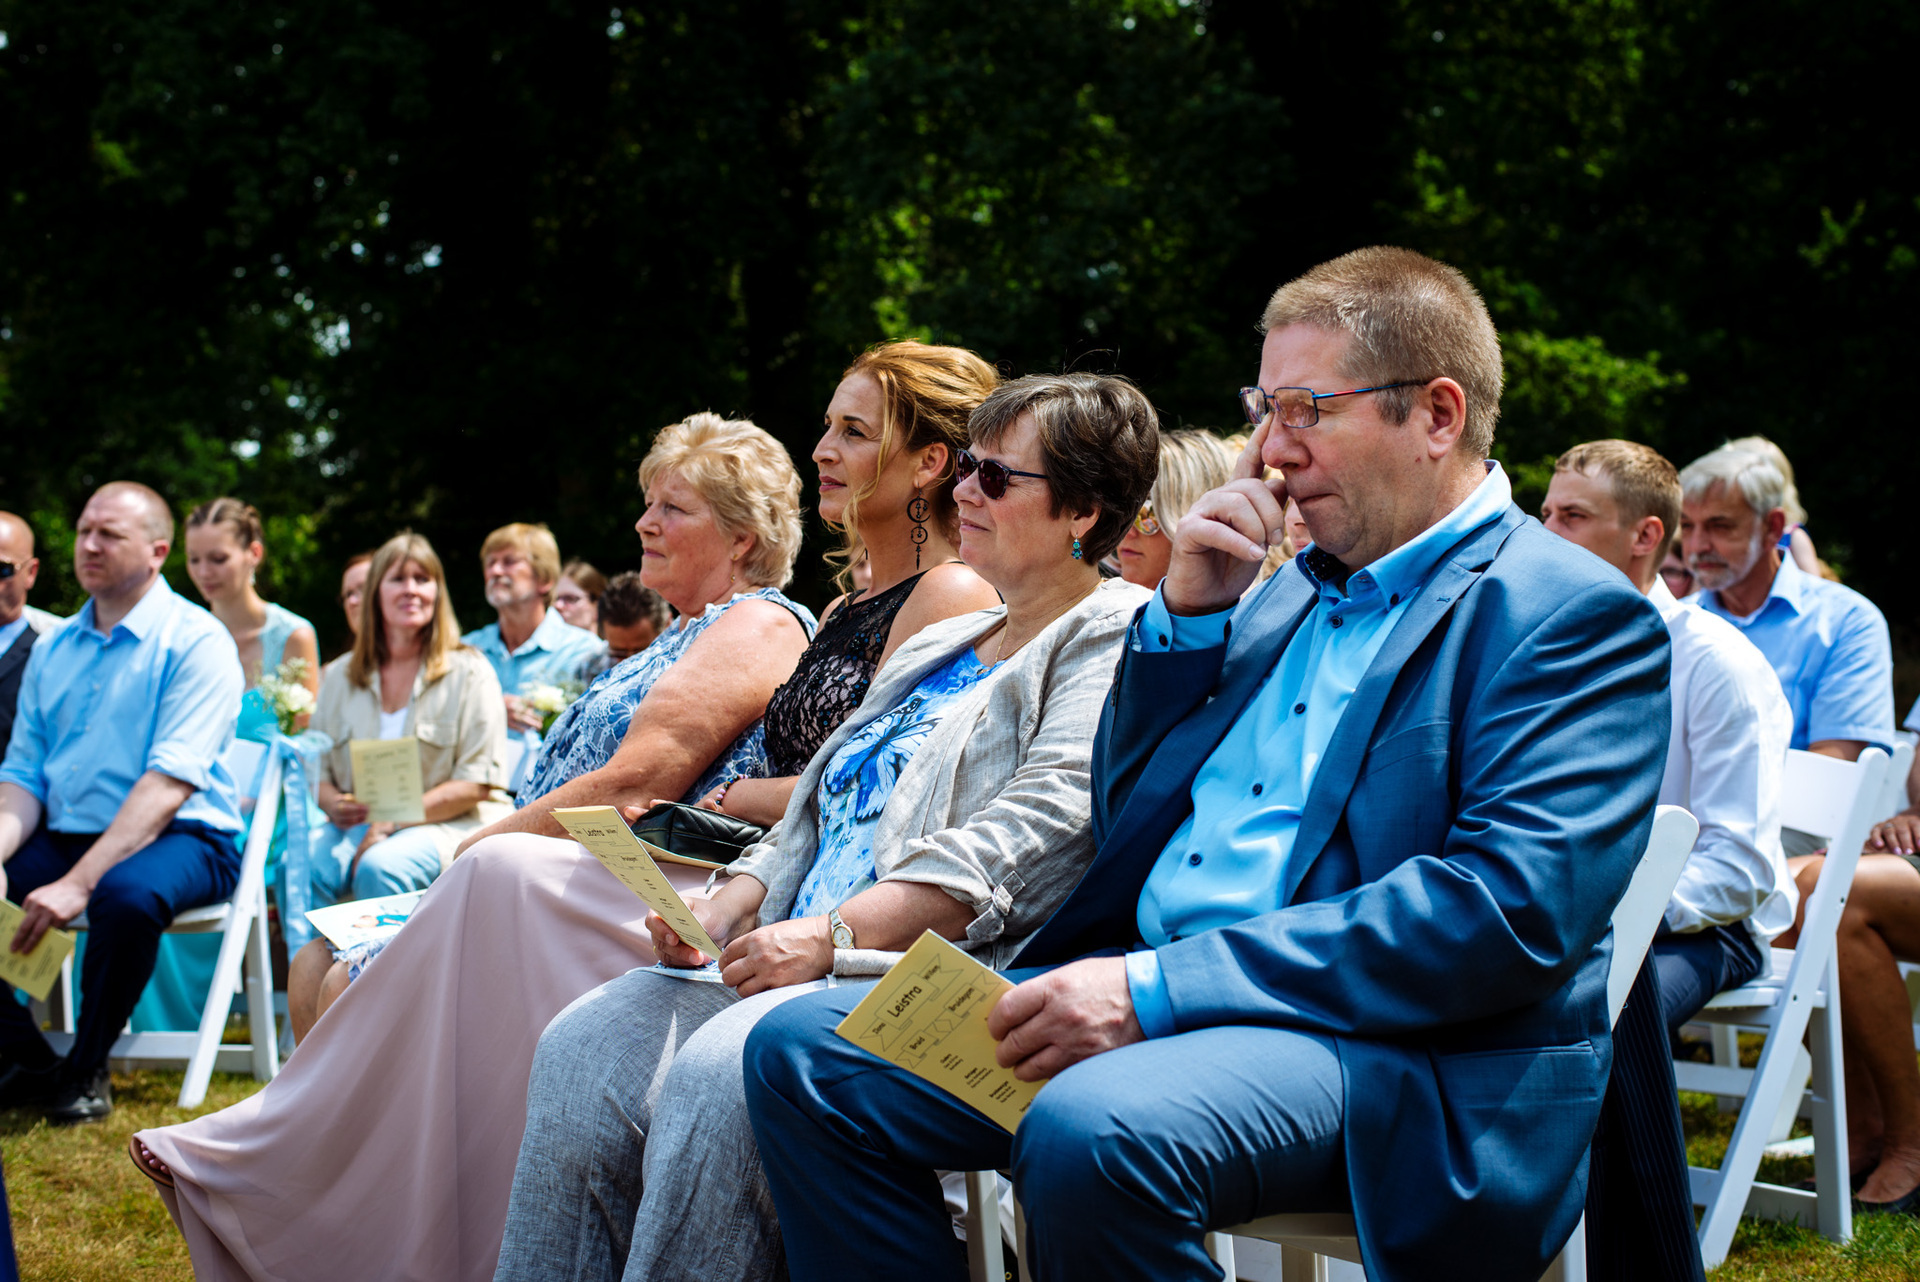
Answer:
[{"xmin": 834, "ymin": 930, "xmax": 1042, "ymax": 1133}]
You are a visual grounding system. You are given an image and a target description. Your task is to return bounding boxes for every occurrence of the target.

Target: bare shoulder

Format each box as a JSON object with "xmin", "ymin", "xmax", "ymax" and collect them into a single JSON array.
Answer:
[
  {"xmin": 692, "ymin": 597, "xmax": 811, "ymax": 649},
  {"xmin": 882, "ymin": 563, "xmax": 1001, "ymax": 663},
  {"xmin": 899, "ymin": 562, "xmax": 1000, "ymax": 626}
]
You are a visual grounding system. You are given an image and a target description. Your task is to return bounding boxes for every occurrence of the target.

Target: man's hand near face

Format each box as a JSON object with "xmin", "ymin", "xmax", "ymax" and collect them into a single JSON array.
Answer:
[
  {"xmin": 1162, "ymin": 420, "xmax": 1290, "ymax": 616},
  {"xmin": 988, "ymin": 957, "xmax": 1145, "ymax": 1081}
]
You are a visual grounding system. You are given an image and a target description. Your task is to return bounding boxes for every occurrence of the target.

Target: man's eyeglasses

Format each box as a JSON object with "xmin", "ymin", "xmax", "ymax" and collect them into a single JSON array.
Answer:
[
  {"xmin": 956, "ymin": 449, "xmax": 1048, "ymax": 500},
  {"xmin": 1132, "ymin": 505, "xmax": 1162, "ymax": 537},
  {"xmin": 0, "ymin": 561, "xmax": 14, "ymax": 581},
  {"xmin": 1237, "ymin": 380, "xmax": 1432, "ymax": 430}
]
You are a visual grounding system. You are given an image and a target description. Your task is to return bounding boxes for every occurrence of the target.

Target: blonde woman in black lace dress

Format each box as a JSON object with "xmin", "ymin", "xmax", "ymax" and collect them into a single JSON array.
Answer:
[{"xmin": 688, "ymin": 340, "xmax": 1004, "ymax": 826}]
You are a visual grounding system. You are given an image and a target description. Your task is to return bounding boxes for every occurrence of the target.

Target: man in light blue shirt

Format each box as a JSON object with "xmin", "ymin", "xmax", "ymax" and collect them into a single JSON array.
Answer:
[
  {"xmin": 1680, "ymin": 441, "xmax": 1893, "ymax": 762},
  {"xmin": 462, "ymin": 523, "xmax": 601, "ymax": 769},
  {"xmin": 0, "ymin": 483, "xmax": 244, "ymax": 1123}
]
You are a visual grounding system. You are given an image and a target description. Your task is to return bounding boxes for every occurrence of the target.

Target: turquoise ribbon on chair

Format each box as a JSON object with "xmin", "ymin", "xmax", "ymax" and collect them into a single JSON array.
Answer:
[{"xmin": 268, "ymin": 729, "xmax": 332, "ymax": 953}]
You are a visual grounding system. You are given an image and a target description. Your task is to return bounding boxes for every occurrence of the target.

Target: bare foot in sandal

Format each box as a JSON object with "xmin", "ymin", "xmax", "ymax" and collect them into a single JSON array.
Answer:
[{"xmin": 129, "ymin": 1135, "xmax": 174, "ymax": 1188}]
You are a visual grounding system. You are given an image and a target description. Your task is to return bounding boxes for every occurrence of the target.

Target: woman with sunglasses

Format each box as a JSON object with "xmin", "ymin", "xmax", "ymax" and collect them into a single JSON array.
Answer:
[
  {"xmin": 1115, "ymin": 428, "xmax": 1235, "ymax": 589},
  {"xmin": 491, "ymin": 373, "xmax": 1158, "ymax": 1282}
]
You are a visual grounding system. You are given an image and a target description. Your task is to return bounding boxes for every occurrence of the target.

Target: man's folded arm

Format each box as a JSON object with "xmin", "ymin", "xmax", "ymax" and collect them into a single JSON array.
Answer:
[{"xmin": 1148, "ymin": 588, "xmax": 1672, "ymax": 1038}]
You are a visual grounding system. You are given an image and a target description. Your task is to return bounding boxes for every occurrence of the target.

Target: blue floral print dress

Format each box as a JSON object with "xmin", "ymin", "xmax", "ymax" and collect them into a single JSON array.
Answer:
[{"xmin": 790, "ymin": 647, "xmax": 997, "ymax": 920}]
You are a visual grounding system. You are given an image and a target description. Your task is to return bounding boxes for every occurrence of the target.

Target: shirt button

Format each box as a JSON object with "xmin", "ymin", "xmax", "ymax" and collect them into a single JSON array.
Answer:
[
  {"xmin": 1390, "ymin": 593, "xmax": 1401, "ymax": 605},
  {"xmin": 1158, "ymin": 634, "xmax": 1169, "ymax": 646},
  {"xmin": 1293, "ymin": 702, "xmax": 1306, "ymax": 715},
  {"xmin": 1251, "ymin": 782, "xmax": 1263, "ymax": 796},
  {"xmin": 1188, "ymin": 852, "xmax": 1203, "ymax": 866},
  {"xmin": 1329, "ymin": 615, "xmax": 1344, "ymax": 629}
]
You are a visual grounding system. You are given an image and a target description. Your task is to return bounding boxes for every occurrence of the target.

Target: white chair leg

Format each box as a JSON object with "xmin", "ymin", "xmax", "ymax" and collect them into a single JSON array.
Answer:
[
  {"xmin": 57, "ymin": 951, "xmax": 75, "ymax": 1033},
  {"xmin": 1206, "ymin": 1230, "xmax": 1236, "ymax": 1278},
  {"xmin": 178, "ymin": 903, "xmax": 251, "ymax": 1109},
  {"xmin": 1697, "ymin": 991, "xmax": 1820, "ymax": 1267},
  {"xmin": 1807, "ymin": 955, "xmax": 1852, "ymax": 1245},
  {"xmin": 245, "ymin": 886, "xmax": 279, "ymax": 1082},
  {"xmin": 964, "ymin": 1170, "xmax": 1004, "ymax": 1282}
]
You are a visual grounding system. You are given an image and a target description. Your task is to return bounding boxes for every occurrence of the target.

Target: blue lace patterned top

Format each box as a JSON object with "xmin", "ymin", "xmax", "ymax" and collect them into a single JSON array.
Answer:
[
  {"xmin": 790, "ymin": 647, "xmax": 997, "ymax": 919},
  {"xmin": 519, "ymin": 586, "xmax": 815, "ymax": 806}
]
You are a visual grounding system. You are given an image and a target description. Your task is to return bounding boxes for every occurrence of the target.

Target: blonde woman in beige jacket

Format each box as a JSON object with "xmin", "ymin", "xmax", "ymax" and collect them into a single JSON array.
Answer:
[{"xmin": 493, "ymin": 373, "xmax": 1160, "ymax": 1282}]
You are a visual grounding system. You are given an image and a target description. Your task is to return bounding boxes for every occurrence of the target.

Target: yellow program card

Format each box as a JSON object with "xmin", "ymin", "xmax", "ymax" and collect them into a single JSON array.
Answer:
[
  {"xmin": 0, "ymin": 900, "xmax": 78, "ymax": 1002},
  {"xmin": 552, "ymin": 805, "xmax": 724, "ymax": 960},
  {"xmin": 836, "ymin": 930, "xmax": 1043, "ymax": 1133},
  {"xmin": 348, "ymin": 737, "xmax": 426, "ymax": 824}
]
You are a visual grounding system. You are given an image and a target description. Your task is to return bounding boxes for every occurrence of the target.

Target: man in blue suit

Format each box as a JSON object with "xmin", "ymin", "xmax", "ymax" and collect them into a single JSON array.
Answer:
[{"xmin": 742, "ymin": 248, "xmax": 1673, "ymax": 1282}]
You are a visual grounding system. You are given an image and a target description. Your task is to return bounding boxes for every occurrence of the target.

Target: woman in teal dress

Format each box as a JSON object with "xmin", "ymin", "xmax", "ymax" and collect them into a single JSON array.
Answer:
[{"xmin": 130, "ymin": 499, "xmax": 323, "ymax": 1031}]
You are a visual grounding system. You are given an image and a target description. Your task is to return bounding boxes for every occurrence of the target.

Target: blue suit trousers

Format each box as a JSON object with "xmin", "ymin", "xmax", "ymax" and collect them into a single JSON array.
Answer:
[
  {"xmin": 0, "ymin": 820, "xmax": 239, "ymax": 1079},
  {"xmin": 745, "ymin": 973, "xmax": 1350, "ymax": 1282}
]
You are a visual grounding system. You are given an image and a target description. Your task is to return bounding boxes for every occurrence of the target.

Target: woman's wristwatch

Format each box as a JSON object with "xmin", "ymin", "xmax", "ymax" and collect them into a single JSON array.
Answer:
[{"xmin": 827, "ymin": 907, "xmax": 855, "ymax": 950}]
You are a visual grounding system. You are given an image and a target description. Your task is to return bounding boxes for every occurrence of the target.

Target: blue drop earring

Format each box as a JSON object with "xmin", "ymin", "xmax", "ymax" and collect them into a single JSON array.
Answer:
[{"xmin": 1071, "ymin": 536, "xmax": 1084, "ymax": 561}]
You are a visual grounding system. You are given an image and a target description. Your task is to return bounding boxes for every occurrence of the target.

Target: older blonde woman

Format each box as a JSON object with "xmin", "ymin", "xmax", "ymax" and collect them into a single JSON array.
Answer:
[
  {"xmin": 1115, "ymin": 427, "xmax": 1232, "ymax": 588},
  {"xmin": 132, "ymin": 413, "xmax": 816, "ymax": 1282},
  {"xmin": 493, "ymin": 373, "xmax": 1161, "ymax": 1282}
]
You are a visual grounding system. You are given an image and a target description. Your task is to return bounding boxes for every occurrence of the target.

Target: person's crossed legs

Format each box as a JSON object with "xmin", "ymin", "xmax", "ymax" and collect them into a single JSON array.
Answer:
[{"xmin": 744, "ymin": 978, "xmax": 1349, "ymax": 1282}]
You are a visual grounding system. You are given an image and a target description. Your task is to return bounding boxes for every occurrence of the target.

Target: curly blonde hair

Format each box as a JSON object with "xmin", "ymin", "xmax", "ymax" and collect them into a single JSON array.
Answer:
[{"xmin": 637, "ymin": 413, "xmax": 804, "ymax": 588}]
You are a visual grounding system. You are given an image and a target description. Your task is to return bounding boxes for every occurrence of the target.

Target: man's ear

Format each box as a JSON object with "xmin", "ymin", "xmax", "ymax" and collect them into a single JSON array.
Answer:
[
  {"xmin": 1422, "ymin": 378, "xmax": 1469, "ymax": 458},
  {"xmin": 1632, "ymin": 516, "xmax": 1667, "ymax": 559},
  {"xmin": 1763, "ymin": 506, "xmax": 1790, "ymax": 544}
]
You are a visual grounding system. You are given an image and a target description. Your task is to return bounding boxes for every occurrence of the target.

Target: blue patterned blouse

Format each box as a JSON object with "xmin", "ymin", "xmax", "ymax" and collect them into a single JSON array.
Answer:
[
  {"xmin": 789, "ymin": 647, "xmax": 997, "ymax": 919},
  {"xmin": 518, "ymin": 586, "xmax": 815, "ymax": 806}
]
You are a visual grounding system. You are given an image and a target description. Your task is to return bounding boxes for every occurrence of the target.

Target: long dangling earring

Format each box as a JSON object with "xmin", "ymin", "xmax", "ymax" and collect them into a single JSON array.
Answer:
[
  {"xmin": 1071, "ymin": 536, "xmax": 1084, "ymax": 561},
  {"xmin": 908, "ymin": 490, "xmax": 930, "ymax": 571}
]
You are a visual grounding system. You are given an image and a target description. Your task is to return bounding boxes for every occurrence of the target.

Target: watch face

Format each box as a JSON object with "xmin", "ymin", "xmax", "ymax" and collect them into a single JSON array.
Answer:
[{"xmin": 832, "ymin": 926, "xmax": 855, "ymax": 949}]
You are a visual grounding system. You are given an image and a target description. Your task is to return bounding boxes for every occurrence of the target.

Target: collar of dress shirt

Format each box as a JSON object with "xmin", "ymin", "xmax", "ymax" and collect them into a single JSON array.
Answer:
[
  {"xmin": 1296, "ymin": 460, "xmax": 1512, "ymax": 608},
  {"xmin": 76, "ymin": 572, "xmax": 175, "ymax": 642},
  {"xmin": 1648, "ymin": 574, "xmax": 1686, "ymax": 622}
]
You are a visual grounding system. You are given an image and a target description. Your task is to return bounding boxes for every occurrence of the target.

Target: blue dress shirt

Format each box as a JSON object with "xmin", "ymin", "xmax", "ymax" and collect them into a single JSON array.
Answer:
[
  {"xmin": 463, "ymin": 608, "xmax": 604, "ymax": 699},
  {"xmin": 0, "ymin": 576, "xmax": 244, "ymax": 834},
  {"xmin": 1125, "ymin": 463, "xmax": 1515, "ymax": 1037},
  {"xmin": 1695, "ymin": 555, "xmax": 1894, "ymax": 753}
]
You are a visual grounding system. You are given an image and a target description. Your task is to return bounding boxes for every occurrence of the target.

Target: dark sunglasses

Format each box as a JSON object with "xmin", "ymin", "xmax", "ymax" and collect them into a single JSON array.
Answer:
[
  {"xmin": 0, "ymin": 561, "xmax": 14, "ymax": 580},
  {"xmin": 955, "ymin": 449, "xmax": 1048, "ymax": 500}
]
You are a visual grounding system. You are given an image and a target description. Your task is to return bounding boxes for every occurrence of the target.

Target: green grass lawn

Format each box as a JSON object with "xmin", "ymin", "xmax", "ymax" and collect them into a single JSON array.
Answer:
[{"xmin": 1, "ymin": 1070, "xmax": 1917, "ymax": 1279}]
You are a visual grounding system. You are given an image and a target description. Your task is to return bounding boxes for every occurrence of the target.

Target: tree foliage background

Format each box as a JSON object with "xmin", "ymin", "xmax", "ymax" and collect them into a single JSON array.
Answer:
[{"xmin": 2, "ymin": 0, "xmax": 1915, "ymax": 675}]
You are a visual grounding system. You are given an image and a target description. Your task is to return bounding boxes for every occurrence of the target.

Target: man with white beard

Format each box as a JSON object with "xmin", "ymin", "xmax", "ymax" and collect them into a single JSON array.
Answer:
[{"xmin": 1679, "ymin": 443, "xmax": 1892, "ymax": 842}]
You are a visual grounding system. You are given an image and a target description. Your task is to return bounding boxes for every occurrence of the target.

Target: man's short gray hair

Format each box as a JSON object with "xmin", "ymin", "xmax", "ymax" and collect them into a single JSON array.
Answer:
[{"xmin": 1677, "ymin": 443, "xmax": 1789, "ymax": 517}]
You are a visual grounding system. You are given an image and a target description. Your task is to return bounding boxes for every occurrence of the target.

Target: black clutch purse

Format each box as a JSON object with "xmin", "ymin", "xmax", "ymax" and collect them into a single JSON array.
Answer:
[{"xmin": 628, "ymin": 801, "xmax": 768, "ymax": 869}]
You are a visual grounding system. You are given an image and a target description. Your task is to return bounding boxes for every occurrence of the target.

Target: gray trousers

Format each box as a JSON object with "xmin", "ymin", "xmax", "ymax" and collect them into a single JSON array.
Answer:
[{"xmin": 493, "ymin": 968, "xmax": 847, "ymax": 1282}]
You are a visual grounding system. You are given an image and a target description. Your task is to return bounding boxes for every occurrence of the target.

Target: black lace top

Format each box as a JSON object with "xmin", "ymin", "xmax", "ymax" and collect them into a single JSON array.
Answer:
[{"xmin": 761, "ymin": 570, "xmax": 932, "ymax": 777}]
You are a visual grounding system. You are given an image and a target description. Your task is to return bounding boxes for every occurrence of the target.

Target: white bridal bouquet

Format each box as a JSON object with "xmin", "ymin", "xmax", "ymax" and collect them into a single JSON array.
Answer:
[{"xmin": 257, "ymin": 657, "xmax": 317, "ymax": 734}]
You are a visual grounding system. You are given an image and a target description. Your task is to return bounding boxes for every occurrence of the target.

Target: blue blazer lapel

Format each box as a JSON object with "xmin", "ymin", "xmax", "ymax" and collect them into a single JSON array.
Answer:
[
  {"xmin": 1016, "ymin": 570, "xmax": 1319, "ymax": 965},
  {"xmin": 1283, "ymin": 511, "xmax": 1525, "ymax": 899},
  {"xmin": 1106, "ymin": 569, "xmax": 1319, "ymax": 846}
]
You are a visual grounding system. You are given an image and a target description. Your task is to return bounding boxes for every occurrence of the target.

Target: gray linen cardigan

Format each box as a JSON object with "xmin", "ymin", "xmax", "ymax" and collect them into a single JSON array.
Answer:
[{"xmin": 724, "ymin": 576, "xmax": 1151, "ymax": 974}]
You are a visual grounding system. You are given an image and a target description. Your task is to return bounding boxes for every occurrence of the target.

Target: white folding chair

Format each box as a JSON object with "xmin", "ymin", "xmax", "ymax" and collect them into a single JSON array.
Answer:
[
  {"xmin": 38, "ymin": 737, "xmax": 285, "ymax": 1108},
  {"xmin": 1670, "ymin": 746, "xmax": 1886, "ymax": 1268},
  {"xmin": 964, "ymin": 805, "xmax": 1701, "ymax": 1282}
]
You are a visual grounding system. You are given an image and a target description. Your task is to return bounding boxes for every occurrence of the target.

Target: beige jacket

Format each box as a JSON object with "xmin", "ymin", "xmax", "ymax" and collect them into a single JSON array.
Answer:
[
  {"xmin": 314, "ymin": 648, "xmax": 511, "ymax": 853},
  {"xmin": 727, "ymin": 577, "xmax": 1150, "ymax": 973}
]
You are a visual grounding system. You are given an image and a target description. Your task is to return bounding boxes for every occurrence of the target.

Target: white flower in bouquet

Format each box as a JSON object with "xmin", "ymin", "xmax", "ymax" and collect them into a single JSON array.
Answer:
[
  {"xmin": 522, "ymin": 680, "xmax": 585, "ymax": 734},
  {"xmin": 257, "ymin": 657, "xmax": 316, "ymax": 735}
]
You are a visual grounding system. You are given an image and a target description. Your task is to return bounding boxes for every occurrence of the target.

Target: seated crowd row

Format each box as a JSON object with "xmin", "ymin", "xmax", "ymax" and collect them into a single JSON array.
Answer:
[{"xmin": 0, "ymin": 246, "xmax": 1916, "ymax": 1282}]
